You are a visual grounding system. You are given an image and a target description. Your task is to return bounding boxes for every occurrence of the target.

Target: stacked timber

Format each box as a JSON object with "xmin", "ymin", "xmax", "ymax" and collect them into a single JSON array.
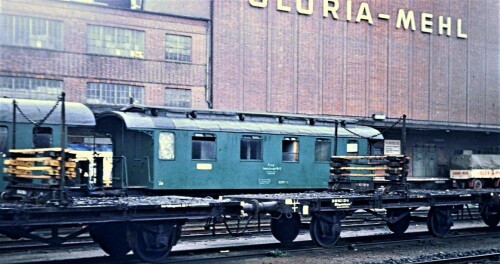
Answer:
[{"xmin": 3, "ymin": 148, "xmax": 77, "ymax": 181}]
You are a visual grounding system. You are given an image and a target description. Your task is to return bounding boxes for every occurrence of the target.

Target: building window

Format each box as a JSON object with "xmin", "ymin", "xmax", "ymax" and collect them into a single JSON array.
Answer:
[
  {"xmin": 86, "ymin": 82, "xmax": 144, "ymax": 105},
  {"xmin": 0, "ymin": 76, "xmax": 63, "ymax": 100},
  {"xmin": 347, "ymin": 140, "xmax": 359, "ymax": 155},
  {"xmin": 165, "ymin": 88, "xmax": 191, "ymax": 108},
  {"xmin": 165, "ymin": 34, "xmax": 192, "ymax": 62},
  {"xmin": 87, "ymin": 25, "xmax": 144, "ymax": 58},
  {"xmin": 192, "ymin": 133, "xmax": 216, "ymax": 160},
  {"xmin": 0, "ymin": 15, "xmax": 63, "ymax": 50},
  {"xmin": 282, "ymin": 137, "xmax": 299, "ymax": 162},
  {"xmin": 241, "ymin": 136, "xmax": 262, "ymax": 161},
  {"xmin": 33, "ymin": 127, "xmax": 52, "ymax": 148},
  {"xmin": 315, "ymin": 138, "xmax": 331, "ymax": 162},
  {"xmin": 159, "ymin": 132, "xmax": 175, "ymax": 160},
  {"xmin": 0, "ymin": 126, "xmax": 7, "ymax": 154}
]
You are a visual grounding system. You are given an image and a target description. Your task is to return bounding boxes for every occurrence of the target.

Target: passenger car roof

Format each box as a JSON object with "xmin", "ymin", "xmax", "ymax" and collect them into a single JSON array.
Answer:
[
  {"xmin": 0, "ymin": 98, "xmax": 95, "ymax": 126},
  {"xmin": 99, "ymin": 110, "xmax": 383, "ymax": 139}
]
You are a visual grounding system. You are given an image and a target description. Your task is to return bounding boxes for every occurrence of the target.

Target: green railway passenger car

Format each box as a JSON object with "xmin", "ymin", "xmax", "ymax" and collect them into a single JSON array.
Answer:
[{"xmin": 97, "ymin": 106, "xmax": 384, "ymax": 192}]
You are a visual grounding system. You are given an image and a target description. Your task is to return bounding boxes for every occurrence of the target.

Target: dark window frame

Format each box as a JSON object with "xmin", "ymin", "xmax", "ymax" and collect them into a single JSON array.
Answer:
[
  {"xmin": 315, "ymin": 138, "xmax": 331, "ymax": 162},
  {"xmin": 282, "ymin": 137, "xmax": 299, "ymax": 162},
  {"xmin": 240, "ymin": 135, "xmax": 263, "ymax": 161},
  {"xmin": 33, "ymin": 127, "xmax": 53, "ymax": 148},
  {"xmin": 192, "ymin": 133, "xmax": 216, "ymax": 161},
  {"xmin": 0, "ymin": 126, "xmax": 8, "ymax": 154}
]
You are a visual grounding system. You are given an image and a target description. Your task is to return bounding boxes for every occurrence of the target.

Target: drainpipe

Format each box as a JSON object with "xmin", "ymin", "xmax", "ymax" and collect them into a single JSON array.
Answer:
[{"xmin": 205, "ymin": 0, "xmax": 214, "ymax": 109}]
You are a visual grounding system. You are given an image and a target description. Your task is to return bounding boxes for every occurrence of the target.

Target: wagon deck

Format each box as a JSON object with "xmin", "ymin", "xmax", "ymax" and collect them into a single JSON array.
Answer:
[
  {"xmin": 0, "ymin": 195, "xmax": 240, "ymax": 227},
  {"xmin": 225, "ymin": 189, "xmax": 500, "ymax": 248},
  {"xmin": 227, "ymin": 189, "xmax": 497, "ymax": 213}
]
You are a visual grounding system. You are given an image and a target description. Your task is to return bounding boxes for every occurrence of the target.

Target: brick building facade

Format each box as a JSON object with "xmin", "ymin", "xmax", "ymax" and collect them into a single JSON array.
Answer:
[
  {"xmin": 212, "ymin": 0, "xmax": 499, "ymax": 127},
  {"xmin": 0, "ymin": 0, "xmax": 210, "ymax": 109}
]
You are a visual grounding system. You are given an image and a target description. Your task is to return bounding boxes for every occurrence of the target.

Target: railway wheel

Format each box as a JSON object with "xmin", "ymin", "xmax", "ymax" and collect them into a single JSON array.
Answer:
[
  {"xmin": 270, "ymin": 213, "xmax": 301, "ymax": 246},
  {"xmin": 309, "ymin": 213, "xmax": 341, "ymax": 248},
  {"xmin": 481, "ymin": 203, "xmax": 500, "ymax": 228},
  {"xmin": 470, "ymin": 179, "xmax": 483, "ymax": 190},
  {"xmin": 128, "ymin": 222, "xmax": 181, "ymax": 263},
  {"xmin": 427, "ymin": 207, "xmax": 453, "ymax": 237},
  {"xmin": 386, "ymin": 208, "xmax": 411, "ymax": 235},
  {"xmin": 89, "ymin": 223, "xmax": 131, "ymax": 257}
]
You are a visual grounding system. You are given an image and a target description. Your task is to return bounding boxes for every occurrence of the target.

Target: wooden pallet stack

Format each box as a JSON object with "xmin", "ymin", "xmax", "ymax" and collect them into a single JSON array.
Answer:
[
  {"xmin": 3, "ymin": 148, "xmax": 77, "ymax": 181},
  {"xmin": 329, "ymin": 155, "xmax": 410, "ymax": 191}
]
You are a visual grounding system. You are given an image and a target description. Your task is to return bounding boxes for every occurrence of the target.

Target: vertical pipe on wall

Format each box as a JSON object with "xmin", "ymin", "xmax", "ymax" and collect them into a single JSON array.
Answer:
[{"xmin": 205, "ymin": 0, "xmax": 214, "ymax": 109}]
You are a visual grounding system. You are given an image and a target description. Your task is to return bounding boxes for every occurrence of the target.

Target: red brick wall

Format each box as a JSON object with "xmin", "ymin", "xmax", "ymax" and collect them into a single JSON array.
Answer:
[
  {"xmin": 212, "ymin": 0, "xmax": 499, "ymax": 126},
  {"xmin": 0, "ymin": 0, "xmax": 209, "ymax": 108}
]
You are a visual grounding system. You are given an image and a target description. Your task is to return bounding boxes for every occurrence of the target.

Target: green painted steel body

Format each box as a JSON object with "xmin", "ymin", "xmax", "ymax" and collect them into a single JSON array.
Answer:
[{"xmin": 97, "ymin": 109, "xmax": 381, "ymax": 191}]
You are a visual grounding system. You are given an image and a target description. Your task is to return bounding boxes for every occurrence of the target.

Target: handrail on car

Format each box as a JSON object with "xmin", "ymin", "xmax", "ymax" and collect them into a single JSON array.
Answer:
[{"xmin": 113, "ymin": 156, "xmax": 129, "ymax": 189}]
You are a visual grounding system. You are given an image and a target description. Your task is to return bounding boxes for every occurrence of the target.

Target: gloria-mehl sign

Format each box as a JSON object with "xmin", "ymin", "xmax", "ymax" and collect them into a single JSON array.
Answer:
[{"xmin": 248, "ymin": 0, "xmax": 468, "ymax": 39}]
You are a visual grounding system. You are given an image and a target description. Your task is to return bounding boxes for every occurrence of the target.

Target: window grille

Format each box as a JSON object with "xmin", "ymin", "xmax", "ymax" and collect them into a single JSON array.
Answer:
[
  {"xmin": 165, "ymin": 88, "xmax": 191, "ymax": 108},
  {"xmin": 86, "ymin": 82, "xmax": 144, "ymax": 105},
  {"xmin": 0, "ymin": 15, "xmax": 63, "ymax": 50},
  {"xmin": 165, "ymin": 34, "xmax": 192, "ymax": 62},
  {"xmin": 0, "ymin": 76, "xmax": 63, "ymax": 100},
  {"xmin": 87, "ymin": 25, "xmax": 144, "ymax": 58}
]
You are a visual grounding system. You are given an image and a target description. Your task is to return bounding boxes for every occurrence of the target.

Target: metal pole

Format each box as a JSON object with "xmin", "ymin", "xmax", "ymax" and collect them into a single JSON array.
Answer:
[
  {"xmin": 402, "ymin": 114, "xmax": 407, "ymax": 155},
  {"xmin": 60, "ymin": 93, "xmax": 66, "ymax": 198},
  {"xmin": 334, "ymin": 120, "xmax": 339, "ymax": 156},
  {"xmin": 12, "ymin": 100, "xmax": 16, "ymax": 149},
  {"xmin": 401, "ymin": 114, "xmax": 407, "ymax": 185}
]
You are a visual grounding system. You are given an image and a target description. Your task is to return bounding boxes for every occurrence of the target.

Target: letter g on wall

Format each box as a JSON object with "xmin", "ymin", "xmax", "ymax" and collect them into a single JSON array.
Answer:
[{"xmin": 249, "ymin": 0, "xmax": 267, "ymax": 8}]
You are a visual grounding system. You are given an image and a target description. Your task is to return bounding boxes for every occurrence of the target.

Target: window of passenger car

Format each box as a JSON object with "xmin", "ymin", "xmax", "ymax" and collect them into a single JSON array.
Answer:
[
  {"xmin": 192, "ymin": 133, "xmax": 216, "ymax": 160},
  {"xmin": 315, "ymin": 138, "xmax": 331, "ymax": 162},
  {"xmin": 33, "ymin": 127, "xmax": 52, "ymax": 148},
  {"xmin": 159, "ymin": 132, "xmax": 175, "ymax": 160},
  {"xmin": 347, "ymin": 140, "xmax": 358, "ymax": 156},
  {"xmin": 240, "ymin": 136, "xmax": 262, "ymax": 161},
  {"xmin": 282, "ymin": 137, "xmax": 299, "ymax": 162},
  {"xmin": 0, "ymin": 126, "xmax": 7, "ymax": 154}
]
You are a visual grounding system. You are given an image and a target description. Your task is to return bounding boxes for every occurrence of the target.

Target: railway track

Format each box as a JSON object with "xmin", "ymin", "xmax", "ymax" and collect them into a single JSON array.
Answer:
[
  {"xmin": 5, "ymin": 225, "xmax": 499, "ymax": 264},
  {"xmin": 166, "ymin": 226, "xmax": 500, "ymax": 263}
]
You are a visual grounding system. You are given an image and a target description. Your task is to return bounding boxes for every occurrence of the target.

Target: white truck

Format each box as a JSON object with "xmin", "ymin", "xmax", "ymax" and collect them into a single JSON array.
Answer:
[{"xmin": 450, "ymin": 154, "xmax": 500, "ymax": 189}]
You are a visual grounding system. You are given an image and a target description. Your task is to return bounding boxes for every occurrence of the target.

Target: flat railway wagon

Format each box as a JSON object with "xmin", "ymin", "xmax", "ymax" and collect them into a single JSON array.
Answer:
[{"xmin": 226, "ymin": 187, "xmax": 500, "ymax": 248}]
